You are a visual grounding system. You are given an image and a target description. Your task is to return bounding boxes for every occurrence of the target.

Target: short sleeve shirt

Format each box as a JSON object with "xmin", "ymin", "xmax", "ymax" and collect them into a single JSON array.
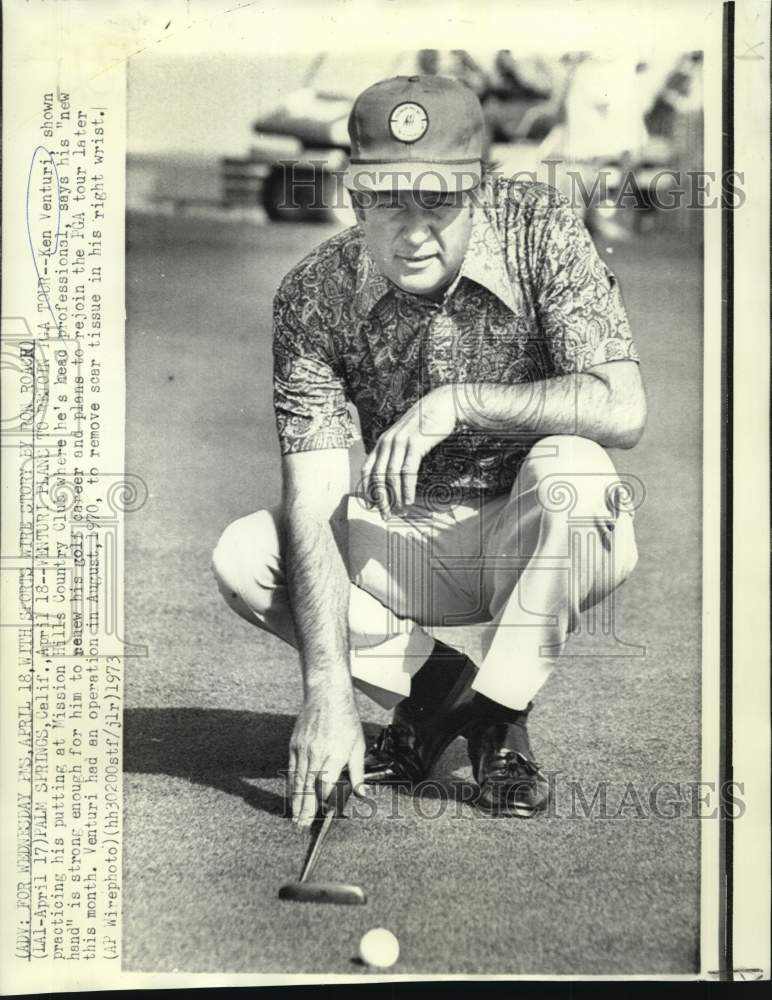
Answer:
[{"xmin": 273, "ymin": 176, "xmax": 638, "ymax": 500}]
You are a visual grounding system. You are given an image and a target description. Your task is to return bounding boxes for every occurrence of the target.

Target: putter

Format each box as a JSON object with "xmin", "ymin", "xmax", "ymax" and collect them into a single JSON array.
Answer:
[{"xmin": 278, "ymin": 778, "xmax": 367, "ymax": 905}]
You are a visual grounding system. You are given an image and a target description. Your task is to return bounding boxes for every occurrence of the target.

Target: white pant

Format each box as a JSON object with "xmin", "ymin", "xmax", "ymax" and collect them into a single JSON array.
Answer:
[{"xmin": 212, "ymin": 436, "xmax": 639, "ymax": 710}]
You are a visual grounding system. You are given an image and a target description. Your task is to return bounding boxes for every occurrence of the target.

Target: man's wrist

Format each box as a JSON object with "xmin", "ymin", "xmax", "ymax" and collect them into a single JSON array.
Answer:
[
  {"xmin": 303, "ymin": 665, "xmax": 353, "ymax": 698},
  {"xmin": 445, "ymin": 382, "xmax": 477, "ymax": 430},
  {"xmin": 435, "ymin": 383, "xmax": 464, "ymax": 428}
]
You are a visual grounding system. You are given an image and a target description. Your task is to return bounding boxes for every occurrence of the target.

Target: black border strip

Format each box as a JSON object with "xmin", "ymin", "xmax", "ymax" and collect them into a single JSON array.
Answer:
[{"xmin": 719, "ymin": 0, "xmax": 735, "ymax": 981}]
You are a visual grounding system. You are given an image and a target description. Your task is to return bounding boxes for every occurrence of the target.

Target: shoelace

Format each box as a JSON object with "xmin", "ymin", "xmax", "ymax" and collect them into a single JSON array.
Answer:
[{"xmin": 486, "ymin": 749, "xmax": 543, "ymax": 780}]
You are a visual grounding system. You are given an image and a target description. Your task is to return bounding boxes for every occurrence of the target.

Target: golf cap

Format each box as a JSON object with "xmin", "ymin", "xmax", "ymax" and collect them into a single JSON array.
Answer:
[{"xmin": 344, "ymin": 75, "xmax": 485, "ymax": 194}]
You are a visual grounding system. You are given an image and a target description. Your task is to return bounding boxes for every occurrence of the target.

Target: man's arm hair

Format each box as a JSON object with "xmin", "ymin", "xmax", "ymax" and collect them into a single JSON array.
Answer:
[
  {"xmin": 452, "ymin": 360, "xmax": 647, "ymax": 449},
  {"xmin": 282, "ymin": 449, "xmax": 352, "ymax": 692}
]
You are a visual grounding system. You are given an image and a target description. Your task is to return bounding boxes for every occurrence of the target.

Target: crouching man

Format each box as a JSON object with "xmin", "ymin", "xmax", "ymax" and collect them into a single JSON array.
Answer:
[{"xmin": 213, "ymin": 75, "xmax": 646, "ymax": 827}]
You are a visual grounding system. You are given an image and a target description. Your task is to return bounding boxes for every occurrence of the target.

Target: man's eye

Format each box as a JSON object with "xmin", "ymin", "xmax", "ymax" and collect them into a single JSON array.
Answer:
[
  {"xmin": 374, "ymin": 197, "xmax": 402, "ymax": 210},
  {"xmin": 416, "ymin": 193, "xmax": 447, "ymax": 210},
  {"xmin": 416, "ymin": 192, "xmax": 461, "ymax": 211}
]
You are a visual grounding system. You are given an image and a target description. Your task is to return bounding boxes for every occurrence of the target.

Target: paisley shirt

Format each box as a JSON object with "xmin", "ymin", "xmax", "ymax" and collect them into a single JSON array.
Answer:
[{"xmin": 272, "ymin": 176, "xmax": 638, "ymax": 500}]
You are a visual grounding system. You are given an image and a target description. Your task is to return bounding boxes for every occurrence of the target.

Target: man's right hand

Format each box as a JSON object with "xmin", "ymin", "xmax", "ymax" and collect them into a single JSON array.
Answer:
[{"xmin": 288, "ymin": 681, "xmax": 366, "ymax": 827}]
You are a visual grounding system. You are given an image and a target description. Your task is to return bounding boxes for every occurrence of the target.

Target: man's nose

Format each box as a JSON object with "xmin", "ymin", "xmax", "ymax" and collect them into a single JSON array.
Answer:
[{"xmin": 400, "ymin": 213, "xmax": 433, "ymax": 246}]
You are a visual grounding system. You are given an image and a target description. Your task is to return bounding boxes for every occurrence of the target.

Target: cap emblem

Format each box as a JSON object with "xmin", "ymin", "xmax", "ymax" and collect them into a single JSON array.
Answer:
[{"xmin": 389, "ymin": 102, "xmax": 429, "ymax": 143}]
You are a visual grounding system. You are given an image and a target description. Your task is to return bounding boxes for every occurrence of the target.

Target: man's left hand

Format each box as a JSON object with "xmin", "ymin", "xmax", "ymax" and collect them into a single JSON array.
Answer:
[{"xmin": 360, "ymin": 385, "xmax": 457, "ymax": 518}]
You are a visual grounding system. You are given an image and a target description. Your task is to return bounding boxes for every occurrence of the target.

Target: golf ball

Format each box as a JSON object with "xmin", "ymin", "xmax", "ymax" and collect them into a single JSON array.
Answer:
[{"xmin": 359, "ymin": 927, "xmax": 399, "ymax": 969}]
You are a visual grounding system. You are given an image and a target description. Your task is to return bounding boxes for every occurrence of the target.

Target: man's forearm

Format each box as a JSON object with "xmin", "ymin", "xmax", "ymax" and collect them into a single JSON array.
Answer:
[
  {"xmin": 285, "ymin": 500, "xmax": 351, "ymax": 694},
  {"xmin": 451, "ymin": 369, "xmax": 645, "ymax": 449},
  {"xmin": 280, "ymin": 453, "xmax": 364, "ymax": 825}
]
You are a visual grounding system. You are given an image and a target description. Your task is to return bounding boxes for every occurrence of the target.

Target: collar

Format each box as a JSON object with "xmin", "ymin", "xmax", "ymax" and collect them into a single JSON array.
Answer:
[
  {"xmin": 455, "ymin": 201, "xmax": 519, "ymax": 313},
  {"xmin": 352, "ymin": 190, "xmax": 518, "ymax": 318}
]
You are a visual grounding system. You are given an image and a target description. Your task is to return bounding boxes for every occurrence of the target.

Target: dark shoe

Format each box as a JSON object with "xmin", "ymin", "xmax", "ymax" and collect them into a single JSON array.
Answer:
[
  {"xmin": 467, "ymin": 720, "xmax": 550, "ymax": 817},
  {"xmin": 364, "ymin": 642, "xmax": 477, "ymax": 786}
]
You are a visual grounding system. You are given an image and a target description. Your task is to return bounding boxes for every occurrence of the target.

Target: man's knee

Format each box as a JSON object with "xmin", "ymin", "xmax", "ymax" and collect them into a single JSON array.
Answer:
[
  {"xmin": 524, "ymin": 435, "xmax": 614, "ymax": 478},
  {"xmin": 520, "ymin": 435, "xmax": 620, "ymax": 519},
  {"xmin": 211, "ymin": 508, "xmax": 281, "ymax": 612}
]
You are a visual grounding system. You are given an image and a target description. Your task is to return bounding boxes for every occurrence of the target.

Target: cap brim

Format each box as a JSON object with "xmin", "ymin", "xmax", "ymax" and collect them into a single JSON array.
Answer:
[{"xmin": 343, "ymin": 161, "xmax": 481, "ymax": 193}]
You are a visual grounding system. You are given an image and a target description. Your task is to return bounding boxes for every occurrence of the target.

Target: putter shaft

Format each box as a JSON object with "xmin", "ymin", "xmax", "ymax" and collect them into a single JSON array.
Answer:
[
  {"xmin": 299, "ymin": 807, "xmax": 335, "ymax": 882},
  {"xmin": 299, "ymin": 779, "xmax": 352, "ymax": 883}
]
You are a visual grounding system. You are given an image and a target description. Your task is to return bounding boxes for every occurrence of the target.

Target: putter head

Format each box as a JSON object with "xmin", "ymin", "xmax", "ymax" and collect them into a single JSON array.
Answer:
[{"xmin": 278, "ymin": 880, "xmax": 367, "ymax": 905}]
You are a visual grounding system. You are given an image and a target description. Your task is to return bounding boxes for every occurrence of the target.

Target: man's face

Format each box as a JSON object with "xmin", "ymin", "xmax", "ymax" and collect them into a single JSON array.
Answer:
[{"xmin": 354, "ymin": 189, "xmax": 475, "ymax": 298}]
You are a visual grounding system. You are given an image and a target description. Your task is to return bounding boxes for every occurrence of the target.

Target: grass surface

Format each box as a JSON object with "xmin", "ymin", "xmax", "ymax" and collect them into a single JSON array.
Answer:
[{"xmin": 124, "ymin": 213, "xmax": 702, "ymax": 974}]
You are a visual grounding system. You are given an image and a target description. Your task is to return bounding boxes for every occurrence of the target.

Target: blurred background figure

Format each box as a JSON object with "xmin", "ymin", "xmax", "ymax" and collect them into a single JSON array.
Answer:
[
  {"xmin": 555, "ymin": 56, "xmax": 651, "ymax": 161},
  {"xmin": 418, "ymin": 48, "xmax": 489, "ymax": 98},
  {"xmin": 538, "ymin": 53, "xmax": 702, "ymax": 239},
  {"xmin": 645, "ymin": 51, "xmax": 704, "ymax": 184},
  {"xmin": 537, "ymin": 55, "xmax": 637, "ymax": 238},
  {"xmin": 484, "ymin": 51, "xmax": 568, "ymax": 142}
]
